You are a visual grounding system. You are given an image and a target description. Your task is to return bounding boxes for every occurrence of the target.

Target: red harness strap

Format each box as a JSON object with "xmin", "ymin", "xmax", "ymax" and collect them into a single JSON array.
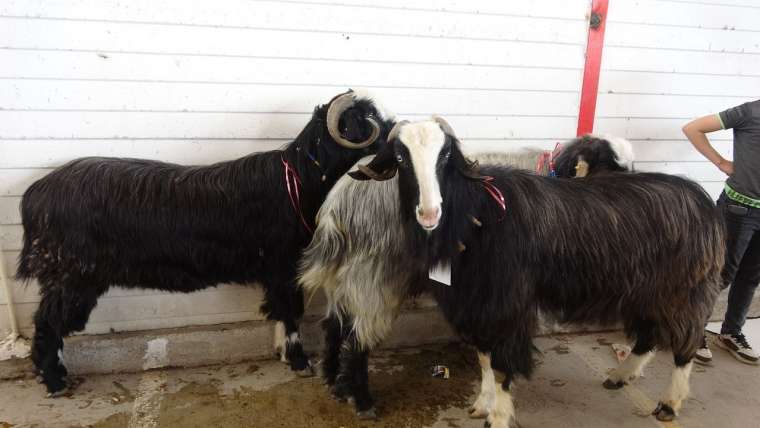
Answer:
[
  {"xmin": 281, "ymin": 155, "xmax": 314, "ymax": 235},
  {"xmin": 479, "ymin": 176, "xmax": 506, "ymax": 221},
  {"xmin": 534, "ymin": 143, "xmax": 563, "ymax": 176}
]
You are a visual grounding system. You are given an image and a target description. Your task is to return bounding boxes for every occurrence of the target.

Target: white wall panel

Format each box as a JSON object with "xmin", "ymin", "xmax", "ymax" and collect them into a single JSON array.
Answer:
[
  {"xmin": 0, "ymin": 0, "xmax": 589, "ymax": 335},
  {"xmin": 596, "ymin": 0, "xmax": 759, "ymax": 203},
  {"xmin": 2, "ymin": 0, "xmax": 753, "ymax": 336}
]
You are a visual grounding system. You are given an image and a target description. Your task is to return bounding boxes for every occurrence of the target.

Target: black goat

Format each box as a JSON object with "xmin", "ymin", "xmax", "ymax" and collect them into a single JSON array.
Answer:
[
  {"xmin": 16, "ymin": 89, "xmax": 396, "ymax": 396},
  {"xmin": 553, "ymin": 134, "xmax": 634, "ymax": 177},
  {"xmin": 349, "ymin": 118, "xmax": 724, "ymax": 426},
  {"xmin": 299, "ymin": 131, "xmax": 634, "ymax": 418}
]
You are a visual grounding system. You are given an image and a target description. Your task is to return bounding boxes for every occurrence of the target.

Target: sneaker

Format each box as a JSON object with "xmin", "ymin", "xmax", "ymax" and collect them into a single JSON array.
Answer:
[
  {"xmin": 694, "ymin": 335, "xmax": 713, "ymax": 365},
  {"xmin": 716, "ymin": 333, "xmax": 760, "ymax": 365}
]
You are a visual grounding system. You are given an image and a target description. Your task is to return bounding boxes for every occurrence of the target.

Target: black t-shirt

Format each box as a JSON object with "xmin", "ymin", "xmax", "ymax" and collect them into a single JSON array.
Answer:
[{"xmin": 720, "ymin": 100, "xmax": 760, "ymax": 200}]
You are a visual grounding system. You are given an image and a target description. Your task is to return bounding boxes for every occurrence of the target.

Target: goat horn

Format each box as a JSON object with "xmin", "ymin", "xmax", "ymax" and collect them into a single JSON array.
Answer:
[
  {"xmin": 575, "ymin": 156, "xmax": 590, "ymax": 178},
  {"xmin": 326, "ymin": 92, "xmax": 381, "ymax": 149},
  {"xmin": 357, "ymin": 164, "xmax": 397, "ymax": 181},
  {"xmin": 432, "ymin": 115, "xmax": 457, "ymax": 138},
  {"xmin": 387, "ymin": 120, "xmax": 410, "ymax": 143}
]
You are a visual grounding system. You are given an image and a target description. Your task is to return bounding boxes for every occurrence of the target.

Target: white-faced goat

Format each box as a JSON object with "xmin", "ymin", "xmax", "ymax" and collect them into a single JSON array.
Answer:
[
  {"xmin": 299, "ymin": 133, "xmax": 634, "ymax": 419},
  {"xmin": 325, "ymin": 118, "xmax": 724, "ymax": 427},
  {"xmin": 16, "ymin": 90, "xmax": 396, "ymax": 396}
]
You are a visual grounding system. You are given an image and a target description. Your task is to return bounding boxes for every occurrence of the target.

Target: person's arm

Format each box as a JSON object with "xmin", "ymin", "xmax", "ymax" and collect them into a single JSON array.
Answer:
[{"xmin": 682, "ymin": 114, "xmax": 733, "ymax": 176}]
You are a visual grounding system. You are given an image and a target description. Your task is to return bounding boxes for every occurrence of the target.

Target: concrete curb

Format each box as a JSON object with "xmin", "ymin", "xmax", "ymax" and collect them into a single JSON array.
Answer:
[
  {"xmin": 57, "ymin": 307, "xmax": 457, "ymax": 376},
  {"xmin": 0, "ymin": 289, "xmax": 757, "ymax": 379}
]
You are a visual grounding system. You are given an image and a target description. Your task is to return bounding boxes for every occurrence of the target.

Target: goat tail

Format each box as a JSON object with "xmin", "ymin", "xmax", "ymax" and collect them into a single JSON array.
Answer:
[
  {"xmin": 298, "ymin": 211, "xmax": 348, "ymax": 299},
  {"xmin": 16, "ymin": 180, "xmax": 47, "ymax": 281},
  {"xmin": 673, "ymin": 275, "xmax": 723, "ymax": 359}
]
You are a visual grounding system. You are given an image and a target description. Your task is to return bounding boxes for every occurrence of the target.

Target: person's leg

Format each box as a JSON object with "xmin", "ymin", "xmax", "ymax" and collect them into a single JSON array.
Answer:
[
  {"xmin": 717, "ymin": 224, "xmax": 760, "ymax": 364},
  {"xmin": 713, "ymin": 200, "xmax": 760, "ymax": 364},
  {"xmin": 718, "ymin": 198, "xmax": 757, "ymax": 294},
  {"xmin": 721, "ymin": 225, "xmax": 760, "ymax": 336},
  {"xmin": 698, "ymin": 196, "xmax": 757, "ymax": 364}
]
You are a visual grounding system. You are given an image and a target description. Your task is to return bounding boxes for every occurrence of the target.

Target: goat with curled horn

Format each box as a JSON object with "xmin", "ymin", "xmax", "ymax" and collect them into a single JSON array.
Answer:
[{"xmin": 16, "ymin": 89, "xmax": 396, "ymax": 397}]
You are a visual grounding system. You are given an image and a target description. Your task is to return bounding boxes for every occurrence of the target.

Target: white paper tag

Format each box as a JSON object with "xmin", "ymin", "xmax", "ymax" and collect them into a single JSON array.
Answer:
[{"xmin": 429, "ymin": 263, "xmax": 451, "ymax": 286}]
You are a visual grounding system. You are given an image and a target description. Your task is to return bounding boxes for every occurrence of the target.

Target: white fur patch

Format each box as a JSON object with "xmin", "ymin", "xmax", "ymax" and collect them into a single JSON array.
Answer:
[
  {"xmin": 608, "ymin": 351, "xmax": 655, "ymax": 383},
  {"xmin": 398, "ymin": 121, "xmax": 446, "ymax": 227},
  {"xmin": 591, "ymin": 133, "xmax": 635, "ymax": 170},
  {"xmin": 487, "ymin": 385, "xmax": 515, "ymax": 428},
  {"xmin": 351, "ymin": 88, "xmax": 396, "ymax": 121},
  {"xmin": 664, "ymin": 361, "xmax": 693, "ymax": 412},
  {"xmin": 273, "ymin": 321, "xmax": 287, "ymax": 360},
  {"xmin": 471, "ymin": 352, "xmax": 496, "ymax": 418}
]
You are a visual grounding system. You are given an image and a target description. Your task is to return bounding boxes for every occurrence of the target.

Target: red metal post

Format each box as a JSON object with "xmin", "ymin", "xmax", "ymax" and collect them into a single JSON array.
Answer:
[{"xmin": 576, "ymin": 0, "xmax": 609, "ymax": 136}]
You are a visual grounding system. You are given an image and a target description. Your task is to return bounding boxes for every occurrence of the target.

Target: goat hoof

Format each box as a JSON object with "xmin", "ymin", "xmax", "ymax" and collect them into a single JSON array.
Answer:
[
  {"xmin": 483, "ymin": 421, "xmax": 491, "ymax": 428},
  {"xmin": 469, "ymin": 406, "xmax": 489, "ymax": 419},
  {"xmin": 330, "ymin": 392, "xmax": 352, "ymax": 403},
  {"xmin": 356, "ymin": 407, "xmax": 377, "ymax": 420},
  {"xmin": 46, "ymin": 384, "xmax": 70, "ymax": 398},
  {"xmin": 36, "ymin": 375, "xmax": 44, "ymax": 384},
  {"xmin": 295, "ymin": 363, "xmax": 315, "ymax": 378},
  {"xmin": 653, "ymin": 402, "xmax": 676, "ymax": 422},
  {"xmin": 329, "ymin": 384, "xmax": 352, "ymax": 402},
  {"xmin": 602, "ymin": 378, "xmax": 625, "ymax": 390}
]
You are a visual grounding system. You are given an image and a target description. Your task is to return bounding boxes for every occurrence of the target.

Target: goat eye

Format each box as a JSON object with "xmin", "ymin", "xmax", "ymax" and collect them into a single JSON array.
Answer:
[
  {"xmin": 444, "ymin": 151, "xmax": 451, "ymax": 160},
  {"xmin": 396, "ymin": 154, "xmax": 403, "ymax": 163}
]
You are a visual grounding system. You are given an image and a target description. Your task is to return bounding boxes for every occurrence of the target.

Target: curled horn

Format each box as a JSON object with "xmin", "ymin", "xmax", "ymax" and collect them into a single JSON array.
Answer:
[
  {"xmin": 326, "ymin": 92, "xmax": 381, "ymax": 149},
  {"xmin": 356, "ymin": 164, "xmax": 397, "ymax": 181},
  {"xmin": 387, "ymin": 120, "xmax": 410, "ymax": 143},
  {"xmin": 432, "ymin": 115, "xmax": 457, "ymax": 138},
  {"xmin": 575, "ymin": 155, "xmax": 590, "ymax": 178}
]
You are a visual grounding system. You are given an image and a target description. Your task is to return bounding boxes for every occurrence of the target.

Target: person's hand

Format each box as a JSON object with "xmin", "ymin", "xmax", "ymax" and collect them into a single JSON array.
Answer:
[{"xmin": 717, "ymin": 159, "xmax": 734, "ymax": 176}]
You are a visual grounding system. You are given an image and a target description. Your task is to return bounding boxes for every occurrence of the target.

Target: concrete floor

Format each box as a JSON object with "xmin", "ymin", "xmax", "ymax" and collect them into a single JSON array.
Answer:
[{"xmin": 1, "ymin": 330, "xmax": 759, "ymax": 428}]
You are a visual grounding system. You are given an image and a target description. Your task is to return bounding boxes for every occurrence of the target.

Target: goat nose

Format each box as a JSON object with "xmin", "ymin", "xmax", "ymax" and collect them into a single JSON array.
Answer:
[{"xmin": 416, "ymin": 205, "xmax": 441, "ymax": 229}]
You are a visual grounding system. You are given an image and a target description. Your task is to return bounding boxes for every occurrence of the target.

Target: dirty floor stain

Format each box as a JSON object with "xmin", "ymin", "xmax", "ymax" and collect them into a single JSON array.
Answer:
[{"xmin": 156, "ymin": 344, "xmax": 476, "ymax": 428}]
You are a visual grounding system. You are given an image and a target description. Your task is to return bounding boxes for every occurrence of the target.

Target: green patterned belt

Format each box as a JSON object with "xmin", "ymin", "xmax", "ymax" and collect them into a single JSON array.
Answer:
[{"xmin": 725, "ymin": 183, "xmax": 760, "ymax": 208}]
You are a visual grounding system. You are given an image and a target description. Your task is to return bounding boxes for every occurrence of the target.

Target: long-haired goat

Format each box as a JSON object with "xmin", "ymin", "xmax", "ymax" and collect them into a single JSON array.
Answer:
[
  {"xmin": 299, "ymin": 135, "xmax": 633, "ymax": 418},
  {"xmin": 346, "ymin": 118, "xmax": 724, "ymax": 426},
  {"xmin": 16, "ymin": 89, "xmax": 396, "ymax": 396}
]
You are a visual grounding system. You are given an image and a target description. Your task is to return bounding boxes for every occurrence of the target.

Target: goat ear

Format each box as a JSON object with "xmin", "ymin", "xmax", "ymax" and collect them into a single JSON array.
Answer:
[
  {"xmin": 348, "ymin": 143, "xmax": 398, "ymax": 181},
  {"xmin": 447, "ymin": 136, "xmax": 486, "ymax": 180}
]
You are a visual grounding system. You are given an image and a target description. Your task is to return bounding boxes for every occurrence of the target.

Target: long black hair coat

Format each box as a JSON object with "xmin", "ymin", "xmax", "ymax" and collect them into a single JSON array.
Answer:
[
  {"xmin": 17, "ymin": 90, "xmax": 395, "ymax": 395},
  {"xmin": 357, "ymin": 126, "xmax": 724, "ymax": 380}
]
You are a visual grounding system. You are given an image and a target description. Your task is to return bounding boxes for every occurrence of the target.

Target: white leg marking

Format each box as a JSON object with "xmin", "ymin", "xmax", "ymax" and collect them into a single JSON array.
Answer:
[
  {"xmin": 273, "ymin": 322, "xmax": 287, "ymax": 362},
  {"xmin": 486, "ymin": 385, "xmax": 515, "ymax": 428},
  {"xmin": 568, "ymin": 341, "xmax": 685, "ymax": 426},
  {"xmin": 663, "ymin": 361, "xmax": 693, "ymax": 412},
  {"xmin": 470, "ymin": 352, "xmax": 496, "ymax": 418},
  {"xmin": 128, "ymin": 371, "xmax": 167, "ymax": 428},
  {"xmin": 608, "ymin": 351, "xmax": 655, "ymax": 384}
]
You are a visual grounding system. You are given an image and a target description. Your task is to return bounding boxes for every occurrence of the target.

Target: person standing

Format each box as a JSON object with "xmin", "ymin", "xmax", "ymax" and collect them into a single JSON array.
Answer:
[{"xmin": 683, "ymin": 100, "xmax": 760, "ymax": 365}]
